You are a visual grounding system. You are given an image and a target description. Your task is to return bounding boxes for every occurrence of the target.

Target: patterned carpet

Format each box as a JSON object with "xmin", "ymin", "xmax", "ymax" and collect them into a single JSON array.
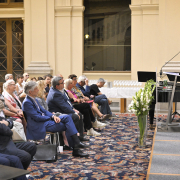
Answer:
[{"xmin": 27, "ymin": 114, "xmax": 155, "ymax": 180}]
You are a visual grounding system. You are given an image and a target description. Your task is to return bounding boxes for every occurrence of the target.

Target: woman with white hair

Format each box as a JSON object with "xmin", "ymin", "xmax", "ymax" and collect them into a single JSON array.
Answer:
[
  {"xmin": 3, "ymin": 80, "xmax": 22, "ymax": 109},
  {"xmin": 3, "ymin": 79, "xmax": 27, "ymax": 134}
]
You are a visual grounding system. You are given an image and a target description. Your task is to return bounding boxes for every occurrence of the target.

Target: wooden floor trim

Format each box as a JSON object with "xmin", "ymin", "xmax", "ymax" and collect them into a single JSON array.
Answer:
[
  {"xmin": 146, "ymin": 127, "xmax": 157, "ymax": 180},
  {"xmin": 155, "ymin": 140, "xmax": 180, "ymax": 142},
  {"xmin": 149, "ymin": 173, "xmax": 180, "ymax": 176},
  {"xmin": 153, "ymin": 154, "xmax": 180, "ymax": 156}
]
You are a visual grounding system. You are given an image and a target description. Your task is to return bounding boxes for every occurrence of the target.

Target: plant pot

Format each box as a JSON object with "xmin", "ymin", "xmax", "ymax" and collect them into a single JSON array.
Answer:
[{"xmin": 137, "ymin": 114, "xmax": 147, "ymax": 148}]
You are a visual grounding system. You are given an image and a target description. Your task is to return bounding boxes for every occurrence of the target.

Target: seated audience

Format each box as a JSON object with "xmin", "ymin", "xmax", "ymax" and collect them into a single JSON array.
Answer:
[
  {"xmin": 36, "ymin": 80, "xmax": 77, "ymax": 148},
  {"xmin": 16, "ymin": 74, "xmax": 24, "ymax": 97},
  {"xmin": 46, "ymin": 76, "xmax": 102, "ymax": 136},
  {"xmin": 0, "ymin": 153, "xmax": 27, "ymax": 180},
  {"xmin": 0, "ymin": 116, "xmax": 37, "ymax": 171},
  {"xmin": 68, "ymin": 75, "xmax": 109, "ymax": 120},
  {"xmin": 22, "ymin": 81, "xmax": 89, "ymax": 157},
  {"xmin": 64, "ymin": 78, "xmax": 108, "ymax": 124}
]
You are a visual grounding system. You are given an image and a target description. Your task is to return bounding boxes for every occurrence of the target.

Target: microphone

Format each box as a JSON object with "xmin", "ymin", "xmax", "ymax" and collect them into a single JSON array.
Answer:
[{"xmin": 160, "ymin": 51, "xmax": 180, "ymax": 78}]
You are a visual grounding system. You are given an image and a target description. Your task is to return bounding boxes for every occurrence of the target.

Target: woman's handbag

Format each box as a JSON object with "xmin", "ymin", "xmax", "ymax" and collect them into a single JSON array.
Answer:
[{"xmin": 11, "ymin": 121, "xmax": 27, "ymax": 142}]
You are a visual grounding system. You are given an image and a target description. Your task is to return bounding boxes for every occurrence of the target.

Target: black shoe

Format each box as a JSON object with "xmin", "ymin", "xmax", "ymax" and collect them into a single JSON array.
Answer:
[
  {"xmin": 74, "ymin": 142, "xmax": 90, "ymax": 149},
  {"xmin": 78, "ymin": 136, "xmax": 89, "ymax": 141},
  {"xmin": 72, "ymin": 149, "xmax": 89, "ymax": 157},
  {"xmin": 63, "ymin": 145, "xmax": 73, "ymax": 151}
]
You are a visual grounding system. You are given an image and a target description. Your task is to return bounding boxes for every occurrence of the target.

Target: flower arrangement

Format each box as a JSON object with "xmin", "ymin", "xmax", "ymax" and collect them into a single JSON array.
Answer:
[
  {"xmin": 128, "ymin": 79, "xmax": 156, "ymax": 147},
  {"xmin": 128, "ymin": 79, "xmax": 156, "ymax": 116}
]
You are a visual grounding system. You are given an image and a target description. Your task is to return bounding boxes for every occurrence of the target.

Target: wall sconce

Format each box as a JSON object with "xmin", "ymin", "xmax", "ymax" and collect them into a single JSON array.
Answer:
[{"xmin": 85, "ymin": 34, "xmax": 90, "ymax": 39}]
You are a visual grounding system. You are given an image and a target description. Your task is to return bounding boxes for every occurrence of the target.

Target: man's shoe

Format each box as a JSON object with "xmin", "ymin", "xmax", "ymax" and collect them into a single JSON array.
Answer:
[
  {"xmin": 87, "ymin": 128, "xmax": 101, "ymax": 136},
  {"xmin": 63, "ymin": 145, "xmax": 73, "ymax": 151},
  {"xmin": 74, "ymin": 142, "xmax": 90, "ymax": 149},
  {"xmin": 72, "ymin": 149, "xmax": 89, "ymax": 157},
  {"xmin": 78, "ymin": 136, "xmax": 89, "ymax": 141},
  {"xmin": 92, "ymin": 120, "xmax": 106, "ymax": 128}
]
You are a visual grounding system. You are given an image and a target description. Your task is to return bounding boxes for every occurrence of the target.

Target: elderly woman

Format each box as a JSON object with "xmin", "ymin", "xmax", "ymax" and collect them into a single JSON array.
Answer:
[
  {"xmin": 64, "ymin": 78, "xmax": 107, "ymax": 129},
  {"xmin": 3, "ymin": 79, "xmax": 27, "ymax": 133},
  {"xmin": 65, "ymin": 77, "xmax": 109, "ymax": 120},
  {"xmin": 0, "ymin": 94, "xmax": 22, "ymax": 124}
]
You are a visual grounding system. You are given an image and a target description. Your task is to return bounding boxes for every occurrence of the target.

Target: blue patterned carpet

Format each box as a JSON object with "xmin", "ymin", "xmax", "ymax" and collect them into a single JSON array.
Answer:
[{"xmin": 27, "ymin": 114, "xmax": 155, "ymax": 180}]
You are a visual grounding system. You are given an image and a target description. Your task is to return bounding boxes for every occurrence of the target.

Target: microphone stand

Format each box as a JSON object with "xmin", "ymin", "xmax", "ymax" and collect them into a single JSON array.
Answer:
[{"xmin": 160, "ymin": 51, "xmax": 180, "ymax": 77}]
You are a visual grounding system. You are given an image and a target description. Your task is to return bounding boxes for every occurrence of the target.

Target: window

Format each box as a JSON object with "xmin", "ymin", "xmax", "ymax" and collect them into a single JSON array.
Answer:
[
  {"xmin": 0, "ymin": 0, "xmax": 23, "ymax": 7},
  {"xmin": 0, "ymin": 19, "xmax": 24, "ymax": 84},
  {"xmin": 84, "ymin": 0, "xmax": 131, "ymax": 72}
]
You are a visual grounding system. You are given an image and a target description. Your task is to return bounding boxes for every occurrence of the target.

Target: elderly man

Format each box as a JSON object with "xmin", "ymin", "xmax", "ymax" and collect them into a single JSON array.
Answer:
[
  {"xmin": 5, "ymin": 74, "xmax": 13, "ymax": 81},
  {"xmin": 22, "ymin": 81, "xmax": 89, "ymax": 157},
  {"xmin": 76, "ymin": 75, "xmax": 91, "ymax": 97},
  {"xmin": 3, "ymin": 74, "xmax": 13, "ymax": 91}
]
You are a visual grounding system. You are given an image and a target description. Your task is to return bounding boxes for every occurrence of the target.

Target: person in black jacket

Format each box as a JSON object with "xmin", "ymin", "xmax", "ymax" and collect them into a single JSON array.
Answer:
[{"xmin": 0, "ymin": 117, "xmax": 37, "ymax": 170}]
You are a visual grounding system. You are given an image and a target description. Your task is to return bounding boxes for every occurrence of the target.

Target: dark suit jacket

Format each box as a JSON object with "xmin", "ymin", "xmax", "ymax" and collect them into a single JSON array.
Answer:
[
  {"xmin": 22, "ymin": 95, "xmax": 53, "ymax": 140},
  {"xmin": 46, "ymin": 87, "xmax": 75, "ymax": 114},
  {"xmin": 0, "ymin": 123, "xmax": 13, "ymax": 152}
]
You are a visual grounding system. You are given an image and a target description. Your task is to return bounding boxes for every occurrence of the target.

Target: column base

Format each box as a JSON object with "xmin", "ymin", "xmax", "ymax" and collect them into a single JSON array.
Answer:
[{"xmin": 25, "ymin": 61, "xmax": 53, "ymax": 75}]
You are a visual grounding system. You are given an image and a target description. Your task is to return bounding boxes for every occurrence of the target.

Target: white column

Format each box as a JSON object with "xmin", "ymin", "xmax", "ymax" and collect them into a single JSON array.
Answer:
[
  {"xmin": 24, "ymin": 0, "xmax": 53, "ymax": 75},
  {"xmin": 71, "ymin": 6, "xmax": 84, "ymax": 76},
  {"xmin": 130, "ymin": 0, "xmax": 159, "ymax": 80}
]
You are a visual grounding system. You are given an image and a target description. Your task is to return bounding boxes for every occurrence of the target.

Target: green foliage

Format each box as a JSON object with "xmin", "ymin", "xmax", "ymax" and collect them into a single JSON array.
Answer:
[{"xmin": 128, "ymin": 79, "xmax": 156, "ymax": 116}]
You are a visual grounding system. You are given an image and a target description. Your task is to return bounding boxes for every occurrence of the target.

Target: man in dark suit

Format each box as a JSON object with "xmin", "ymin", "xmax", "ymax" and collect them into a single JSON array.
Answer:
[
  {"xmin": 0, "ymin": 117, "xmax": 36, "ymax": 172},
  {"xmin": 22, "ymin": 81, "xmax": 89, "ymax": 157}
]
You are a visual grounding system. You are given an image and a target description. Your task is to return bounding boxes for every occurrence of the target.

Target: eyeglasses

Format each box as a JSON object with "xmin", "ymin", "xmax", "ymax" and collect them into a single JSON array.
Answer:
[
  {"xmin": 10, "ymin": 84, "xmax": 16, "ymax": 86},
  {"xmin": 26, "ymin": 75, "xmax": 29, "ymax": 77},
  {"xmin": 72, "ymin": 78, "xmax": 77, "ymax": 81}
]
